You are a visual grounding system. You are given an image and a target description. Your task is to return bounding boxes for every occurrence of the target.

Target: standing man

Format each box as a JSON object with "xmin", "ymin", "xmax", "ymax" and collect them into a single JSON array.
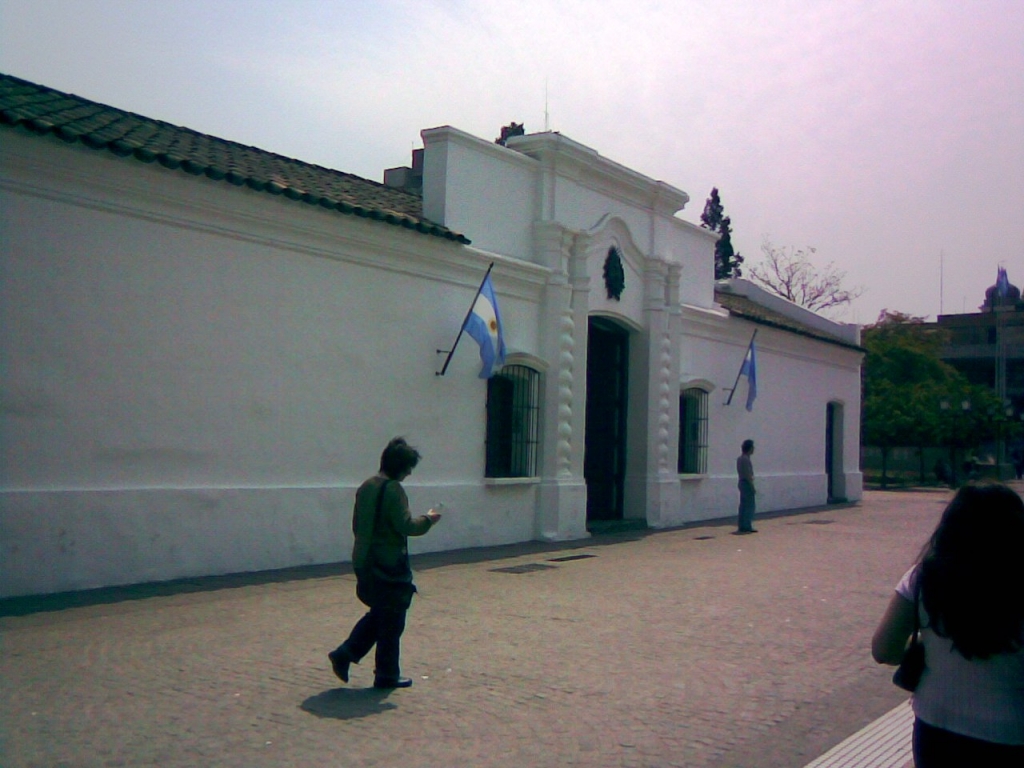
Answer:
[{"xmin": 736, "ymin": 439, "xmax": 757, "ymax": 534}]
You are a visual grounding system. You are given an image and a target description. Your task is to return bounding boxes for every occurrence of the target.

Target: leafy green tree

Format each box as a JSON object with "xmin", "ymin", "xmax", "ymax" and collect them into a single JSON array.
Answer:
[
  {"xmin": 933, "ymin": 378, "xmax": 1015, "ymax": 481},
  {"xmin": 700, "ymin": 188, "xmax": 744, "ymax": 279},
  {"xmin": 862, "ymin": 311, "xmax": 1014, "ymax": 486}
]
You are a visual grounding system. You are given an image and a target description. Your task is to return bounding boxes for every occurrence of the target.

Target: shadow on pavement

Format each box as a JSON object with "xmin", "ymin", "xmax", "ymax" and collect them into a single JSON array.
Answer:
[{"xmin": 300, "ymin": 688, "xmax": 397, "ymax": 720}]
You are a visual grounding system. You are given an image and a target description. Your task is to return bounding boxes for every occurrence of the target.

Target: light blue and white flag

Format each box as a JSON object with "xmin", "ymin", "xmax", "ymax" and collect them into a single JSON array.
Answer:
[
  {"xmin": 463, "ymin": 273, "xmax": 506, "ymax": 378},
  {"xmin": 740, "ymin": 340, "xmax": 757, "ymax": 411}
]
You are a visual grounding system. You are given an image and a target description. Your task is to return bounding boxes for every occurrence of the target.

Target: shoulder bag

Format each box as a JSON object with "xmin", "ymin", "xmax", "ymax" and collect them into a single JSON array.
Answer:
[
  {"xmin": 355, "ymin": 480, "xmax": 416, "ymax": 610},
  {"xmin": 892, "ymin": 581, "xmax": 925, "ymax": 692}
]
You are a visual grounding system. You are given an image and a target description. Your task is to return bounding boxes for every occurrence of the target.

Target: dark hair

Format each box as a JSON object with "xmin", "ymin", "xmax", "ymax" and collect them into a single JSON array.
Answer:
[
  {"xmin": 379, "ymin": 437, "xmax": 421, "ymax": 480},
  {"xmin": 741, "ymin": 439, "xmax": 754, "ymax": 453},
  {"xmin": 918, "ymin": 483, "xmax": 1024, "ymax": 659}
]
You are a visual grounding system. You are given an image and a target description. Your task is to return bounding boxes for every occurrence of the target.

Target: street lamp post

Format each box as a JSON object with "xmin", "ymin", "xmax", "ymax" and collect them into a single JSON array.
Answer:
[
  {"xmin": 940, "ymin": 399, "xmax": 953, "ymax": 486},
  {"xmin": 995, "ymin": 401, "xmax": 1014, "ymax": 480},
  {"xmin": 961, "ymin": 399, "xmax": 973, "ymax": 482},
  {"xmin": 941, "ymin": 398, "xmax": 972, "ymax": 486}
]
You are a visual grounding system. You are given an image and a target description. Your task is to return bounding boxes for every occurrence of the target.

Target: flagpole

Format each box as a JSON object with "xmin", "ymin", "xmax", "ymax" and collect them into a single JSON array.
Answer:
[
  {"xmin": 436, "ymin": 263, "xmax": 495, "ymax": 376},
  {"xmin": 725, "ymin": 328, "xmax": 758, "ymax": 405}
]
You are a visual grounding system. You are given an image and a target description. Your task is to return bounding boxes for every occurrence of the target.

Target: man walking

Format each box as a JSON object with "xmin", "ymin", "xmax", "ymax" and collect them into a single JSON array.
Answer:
[
  {"xmin": 328, "ymin": 437, "xmax": 442, "ymax": 689},
  {"xmin": 736, "ymin": 439, "xmax": 757, "ymax": 534}
]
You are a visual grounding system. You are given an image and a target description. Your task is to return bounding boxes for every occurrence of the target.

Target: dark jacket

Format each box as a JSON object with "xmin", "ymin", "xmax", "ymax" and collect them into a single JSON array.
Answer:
[
  {"xmin": 737, "ymin": 453, "xmax": 755, "ymax": 490},
  {"xmin": 351, "ymin": 474, "xmax": 434, "ymax": 575}
]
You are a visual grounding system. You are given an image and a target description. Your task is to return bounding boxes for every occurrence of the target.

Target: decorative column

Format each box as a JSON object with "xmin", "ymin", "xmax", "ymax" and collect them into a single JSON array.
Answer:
[
  {"xmin": 567, "ymin": 235, "xmax": 592, "ymax": 481},
  {"xmin": 535, "ymin": 222, "xmax": 590, "ymax": 541},
  {"xmin": 643, "ymin": 259, "xmax": 682, "ymax": 527}
]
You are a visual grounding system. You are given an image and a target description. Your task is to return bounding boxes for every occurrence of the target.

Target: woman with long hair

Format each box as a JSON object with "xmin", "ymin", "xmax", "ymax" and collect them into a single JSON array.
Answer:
[{"xmin": 872, "ymin": 483, "xmax": 1024, "ymax": 766}]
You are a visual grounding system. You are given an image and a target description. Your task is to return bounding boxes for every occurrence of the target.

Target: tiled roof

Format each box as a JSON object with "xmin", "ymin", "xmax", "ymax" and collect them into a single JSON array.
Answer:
[
  {"xmin": 0, "ymin": 73, "xmax": 469, "ymax": 244},
  {"xmin": 715, "ymin": 290, "xmax": 864, "ymax": 351}
]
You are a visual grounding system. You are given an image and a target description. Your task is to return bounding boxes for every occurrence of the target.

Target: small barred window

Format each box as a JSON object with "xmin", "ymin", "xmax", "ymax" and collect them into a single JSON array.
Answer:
[
  {"xmin": 485, "ymin": 365, "xmax": 540, "ymax": 478},
  {"xmin": 678, "ymin": 388, "xmax": 709, "ymax": 474}
]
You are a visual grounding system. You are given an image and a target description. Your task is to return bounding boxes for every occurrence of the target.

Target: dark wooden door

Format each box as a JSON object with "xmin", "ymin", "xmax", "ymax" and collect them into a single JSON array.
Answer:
[
  {"xmin": 585, "ymin": 319, "xmax": 629, "ymax": 521},
  {"xmin": 826, "ymin": 402, "xmax": 836, "ymax": 500}
]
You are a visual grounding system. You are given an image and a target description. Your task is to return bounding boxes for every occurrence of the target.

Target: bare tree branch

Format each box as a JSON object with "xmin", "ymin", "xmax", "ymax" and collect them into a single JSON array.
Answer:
[{"xmin": 747, "ymin": 237, "xmax": 864, "ymax": 313}]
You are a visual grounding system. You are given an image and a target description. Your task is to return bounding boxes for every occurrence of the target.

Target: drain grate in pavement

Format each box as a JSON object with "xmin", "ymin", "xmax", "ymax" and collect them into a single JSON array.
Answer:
[
  {"xmin": 490, "ymin": 563, "xmax": 559, "ymax": 574},
  {"xmin": 693, "ymin": 535, "xmax": 715, "ymax": 540},
  {"xmin": 803, "ymin": 519, "xmax": 835, "ymax": 525},
  {"xmin": 547, "ymin": 554, "xmax": 597, "ymax": 562}
]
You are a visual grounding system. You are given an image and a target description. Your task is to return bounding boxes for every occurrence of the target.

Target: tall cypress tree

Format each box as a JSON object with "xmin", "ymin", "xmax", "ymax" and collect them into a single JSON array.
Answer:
[
  {"xmin": 700, "ymin": 188, "xmax": 723, "ymax": 230},
  {"xmin": 701, "ymin": 188, "xmax": 744, "ymax": 279}
]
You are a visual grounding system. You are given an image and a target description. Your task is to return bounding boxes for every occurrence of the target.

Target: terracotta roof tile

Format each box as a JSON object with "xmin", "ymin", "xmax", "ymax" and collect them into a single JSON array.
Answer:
[{"xmin": 0, "ymin": 72, "xmax": 469, "ymax": 244}]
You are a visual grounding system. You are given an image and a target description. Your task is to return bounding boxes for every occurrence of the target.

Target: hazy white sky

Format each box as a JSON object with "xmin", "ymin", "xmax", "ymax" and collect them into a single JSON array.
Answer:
[{"xmin": 2, "ymin": 0, "xmax": 1021, "ymax": 323}]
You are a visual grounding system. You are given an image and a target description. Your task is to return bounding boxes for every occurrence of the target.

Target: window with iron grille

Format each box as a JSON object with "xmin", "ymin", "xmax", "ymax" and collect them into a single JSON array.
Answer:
[
  {"xmin": 485, "ymin": 365, "xmax": 540, "ymax": 477},
  {"xmin": 678, "ymin": 388, "xmax": 709, "ymax": 474}
]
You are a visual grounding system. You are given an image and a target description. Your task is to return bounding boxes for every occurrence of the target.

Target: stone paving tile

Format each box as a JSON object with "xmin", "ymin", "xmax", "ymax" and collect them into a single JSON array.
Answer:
[{"xmin": 0, "ymin": 489, "xmax": 959, "ymax": 767}]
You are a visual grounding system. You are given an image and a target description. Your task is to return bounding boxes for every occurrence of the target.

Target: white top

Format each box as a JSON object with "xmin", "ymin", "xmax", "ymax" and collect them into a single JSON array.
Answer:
[{"xmin": 896, "ymin": 565, "xmax": 1024, "ymax": 744}]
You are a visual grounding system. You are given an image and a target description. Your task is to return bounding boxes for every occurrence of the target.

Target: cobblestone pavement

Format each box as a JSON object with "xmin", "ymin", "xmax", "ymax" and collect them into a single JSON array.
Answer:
[{"xmin": 1, "ymin": 489, "xmax": 964, "ymax": 768}]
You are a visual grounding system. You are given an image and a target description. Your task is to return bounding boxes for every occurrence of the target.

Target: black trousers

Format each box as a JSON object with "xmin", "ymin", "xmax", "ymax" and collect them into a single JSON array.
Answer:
[
  {"xmin": 337, "ymin": 605, "xmax": 407, "ymax": 680},
  {"xmin": 913, "ymin": 718, "xmax": 1024, "ymax": 767}
]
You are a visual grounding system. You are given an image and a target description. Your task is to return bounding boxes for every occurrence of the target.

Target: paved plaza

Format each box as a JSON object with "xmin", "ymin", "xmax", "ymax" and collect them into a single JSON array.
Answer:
[{"xmin": 1, "ymin": 489, "xmax": 961, "ymax": 767}]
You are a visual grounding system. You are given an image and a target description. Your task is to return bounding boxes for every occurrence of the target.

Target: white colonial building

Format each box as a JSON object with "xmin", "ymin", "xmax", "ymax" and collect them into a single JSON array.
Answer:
[{"xmin": 0, "ymin": 74, "xmax": 863, "ymax": 598}]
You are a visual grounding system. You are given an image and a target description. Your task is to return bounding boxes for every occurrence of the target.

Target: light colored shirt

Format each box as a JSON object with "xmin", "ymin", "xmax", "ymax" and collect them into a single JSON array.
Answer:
[{"xmin": 896, "ymin": 565, "xmax": 1024, "ymax": 744}]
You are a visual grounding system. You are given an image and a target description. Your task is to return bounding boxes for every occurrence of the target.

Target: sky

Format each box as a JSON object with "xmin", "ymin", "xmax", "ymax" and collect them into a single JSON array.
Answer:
[{"xmin": 2, "ymin": 0, "xmax": 1022, "ymax": 324}]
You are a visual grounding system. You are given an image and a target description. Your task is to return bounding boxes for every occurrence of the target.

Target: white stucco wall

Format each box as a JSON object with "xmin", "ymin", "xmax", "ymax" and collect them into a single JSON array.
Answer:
[
  {"xmin": 421, "ymin": 127, "xmax": 537, "ymax": 261},
  {"xmin": 1, "ymin": 122, "xmax": 863, "ymax": 599},
  {"xmin": 671, "ymin": 304, "xmax": 863, "ymax": 527},
  {"xmin": 0, "ymin": 132, "xmax": 550, "ymax": 597}
]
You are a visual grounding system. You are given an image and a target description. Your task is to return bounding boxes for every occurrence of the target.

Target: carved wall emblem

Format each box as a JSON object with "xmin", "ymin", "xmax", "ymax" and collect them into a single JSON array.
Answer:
[{"xmin": 603, "ymin": 247, "xmax": 625, "ymax": 301}]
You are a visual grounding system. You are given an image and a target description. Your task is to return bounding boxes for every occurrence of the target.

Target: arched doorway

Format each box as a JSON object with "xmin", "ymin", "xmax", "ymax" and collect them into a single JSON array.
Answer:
[
  {"xmin": 585, "ymin": 317, "xmax": 629, "ymax": 521},
  {"xmin": 826, "ymin": 402, "xmax": 846, "ymax": 502}
]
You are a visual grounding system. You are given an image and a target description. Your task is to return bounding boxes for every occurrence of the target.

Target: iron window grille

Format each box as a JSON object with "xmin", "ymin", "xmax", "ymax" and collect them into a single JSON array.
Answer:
[
  {"xmin": 485, "ymin": 364, "xmax": 540, "ymax": 478},
  {"xmin": 678, "ymin": 388, "xmax": 709, "ymax": 474}
]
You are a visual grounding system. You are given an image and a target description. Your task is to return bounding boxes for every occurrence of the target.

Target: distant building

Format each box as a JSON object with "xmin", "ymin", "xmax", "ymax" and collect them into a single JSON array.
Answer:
[
  {"xmin": 1, "ymin": 72, "xmax": 863, "ymax": 598},
  {"xmin": 934, "ymin": 271, "xmax": 1024, "ymax": 416}
]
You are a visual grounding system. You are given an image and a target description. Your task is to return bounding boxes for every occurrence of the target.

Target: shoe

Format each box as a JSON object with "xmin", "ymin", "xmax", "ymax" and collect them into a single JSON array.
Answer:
[
  {"xmin": 328, "ymin": 649, "xmax": 351, "ymax": 683},
  {"xmin": 373, "ymin": 676, "xmax": 413, "ymax": 689}
]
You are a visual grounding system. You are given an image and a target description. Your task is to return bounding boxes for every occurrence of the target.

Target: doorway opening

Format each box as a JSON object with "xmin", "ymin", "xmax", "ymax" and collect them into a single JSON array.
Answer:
[
  {"xmin": 585, "ymin": 317, "xmax": 629, "ymax": 522},
  {"xmin": 826, "ymin": 402, "xmax": 846, "ymax": 502}
]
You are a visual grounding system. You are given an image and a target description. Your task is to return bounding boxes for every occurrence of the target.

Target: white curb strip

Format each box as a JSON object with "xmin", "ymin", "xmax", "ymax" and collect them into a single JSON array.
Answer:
[{"xmin": 803, "ymin": 700, "xmax": 914, "ymax": 768}]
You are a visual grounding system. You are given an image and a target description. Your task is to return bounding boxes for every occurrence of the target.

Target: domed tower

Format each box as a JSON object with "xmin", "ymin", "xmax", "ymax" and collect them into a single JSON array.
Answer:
[{"xmin": 982, "ymin": 268, "xmax": 1021, "ymax": 311}]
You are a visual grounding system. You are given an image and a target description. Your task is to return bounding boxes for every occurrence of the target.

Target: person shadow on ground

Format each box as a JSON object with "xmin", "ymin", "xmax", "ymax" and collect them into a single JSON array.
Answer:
[{"xmin": 300, "ymin": 688, "xmax": 398, "ymax": 720}]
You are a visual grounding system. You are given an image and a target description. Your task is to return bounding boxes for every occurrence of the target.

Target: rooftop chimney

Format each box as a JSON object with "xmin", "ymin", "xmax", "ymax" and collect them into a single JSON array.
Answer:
[
  {"xmin": 495, "ymin": 122, "xmax": 524, "ymax": 146},
  {"xmin": 383, "ymin": 147, "xmax": 424, "ymax": 194}
]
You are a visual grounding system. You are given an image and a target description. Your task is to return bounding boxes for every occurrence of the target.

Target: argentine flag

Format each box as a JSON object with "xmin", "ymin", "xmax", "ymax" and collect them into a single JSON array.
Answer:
[
  {"xmin": 463, "ymin": 273, "xmax": 506, "ymax": 378},
  {"xmin": 740, "ymin": 341, "xmax": 757, "ymax": 411}
]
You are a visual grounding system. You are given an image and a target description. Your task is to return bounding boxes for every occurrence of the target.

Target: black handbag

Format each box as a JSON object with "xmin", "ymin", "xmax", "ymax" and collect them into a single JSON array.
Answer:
[{"xmin": 892, "ymin": 582, "xmax": 925, "ymax": 692}]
